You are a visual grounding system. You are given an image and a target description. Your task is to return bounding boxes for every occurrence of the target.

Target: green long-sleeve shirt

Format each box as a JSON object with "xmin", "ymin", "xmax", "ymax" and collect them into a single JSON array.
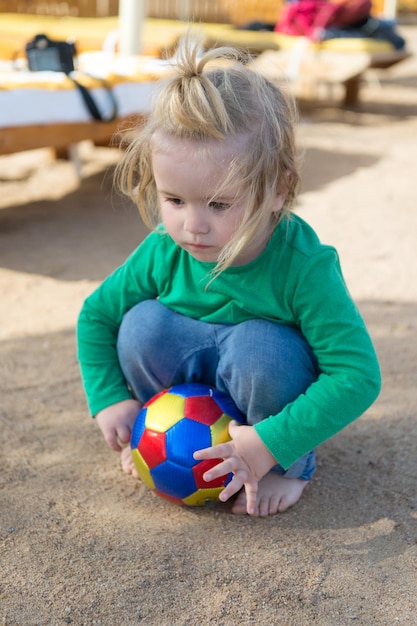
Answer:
[{"xmin": 77, "ymin": 215, "xmax": 381, "ymax": 469}]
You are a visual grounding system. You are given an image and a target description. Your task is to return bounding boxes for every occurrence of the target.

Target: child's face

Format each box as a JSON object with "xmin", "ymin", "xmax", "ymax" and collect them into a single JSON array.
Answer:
[{"xmin": 152, "ymin": 132, "xmax": 278, "ymax": 265}]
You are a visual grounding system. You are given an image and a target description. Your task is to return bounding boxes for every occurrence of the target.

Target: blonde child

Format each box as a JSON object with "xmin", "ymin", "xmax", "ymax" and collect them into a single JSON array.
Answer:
[{"xmin": 77, "ymin": 40, "xmax": 381, "ymax": 517}]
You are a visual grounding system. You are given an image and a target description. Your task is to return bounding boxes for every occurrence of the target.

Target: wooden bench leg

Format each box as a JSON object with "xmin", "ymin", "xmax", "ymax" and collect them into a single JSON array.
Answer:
[
  {"xmin": 343, "ymin": 75, "xmax": 362, "ymax": 107},
  {"xmin": 53, "ymin": 146, "xmax": 71, "ymax": 160},
  {"xmin": 52, "ymin": 144, "xmax": 83, "ymax": 178}
]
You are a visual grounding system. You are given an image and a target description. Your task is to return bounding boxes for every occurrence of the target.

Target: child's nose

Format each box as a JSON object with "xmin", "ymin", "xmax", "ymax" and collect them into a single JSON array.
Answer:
[{"xmin": 184, "ymin": 206, "xmax": 209, "ymax": 234}]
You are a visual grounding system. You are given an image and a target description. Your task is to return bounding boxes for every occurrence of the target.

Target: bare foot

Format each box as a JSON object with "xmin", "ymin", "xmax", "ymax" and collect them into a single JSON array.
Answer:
[
  {"xmin": 231, "ymin": 472, "xmax": 309, "ymax": 517},
  {"xmin": 120, "ymin": 446, "xmax": 140, "ymax": 478}
]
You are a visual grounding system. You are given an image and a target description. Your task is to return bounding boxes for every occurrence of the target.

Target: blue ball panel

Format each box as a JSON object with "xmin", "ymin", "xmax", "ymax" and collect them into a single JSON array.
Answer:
[
  {"xmin": 166, "ymin": 418, "xmax": 212, "ymax": 467},
  {"xmin": 151, "ymin": 460, "xmax": 197, "ymax": 499},
  {"xmin": 212, "ymin": 389, "xmax": 245, "ymax": 424},
  {"xmin": 130, "ymin": 407, "xmax": 147, "ymax": 449},
  {"xmin": 169, "ymin": 383, "xmax": 213, "ymax": 398}
]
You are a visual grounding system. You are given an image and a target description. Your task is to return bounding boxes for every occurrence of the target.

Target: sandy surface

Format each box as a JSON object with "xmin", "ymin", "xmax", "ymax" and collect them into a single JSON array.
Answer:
[{"xmin": 1, "ymin": 26, "xmax": 417, "ymax": 626}]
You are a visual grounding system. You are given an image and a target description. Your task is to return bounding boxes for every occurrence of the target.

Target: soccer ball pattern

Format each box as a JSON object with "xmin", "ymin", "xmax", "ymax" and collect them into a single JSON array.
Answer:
[{"xmin": 130, "ymin": 383, "xmax": 245, "ymax": 506}]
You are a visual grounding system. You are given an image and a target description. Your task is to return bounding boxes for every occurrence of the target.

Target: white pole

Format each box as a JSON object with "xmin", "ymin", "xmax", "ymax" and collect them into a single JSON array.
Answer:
[
  {"xmin": 118, "ymin": 0, "xmax": 146, "ymax": 56},
  {"xmin": 179, "ymin": 0, "xmax": 191, "ymax": 21},
  {"xmin": 383, "ymin": 0, "xmax": 397, "ymax": 19}
]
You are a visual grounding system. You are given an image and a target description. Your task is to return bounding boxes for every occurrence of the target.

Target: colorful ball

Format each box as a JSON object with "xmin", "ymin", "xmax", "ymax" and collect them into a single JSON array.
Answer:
[{"xmin": 130, "ymin": 383, "xmax": 245, "ymax": 506}]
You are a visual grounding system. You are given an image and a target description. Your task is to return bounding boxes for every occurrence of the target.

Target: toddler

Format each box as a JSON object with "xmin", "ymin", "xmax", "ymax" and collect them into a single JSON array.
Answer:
[{"xmin": 77, "ymin": 39, "xmax": 381, "ymax": 517}]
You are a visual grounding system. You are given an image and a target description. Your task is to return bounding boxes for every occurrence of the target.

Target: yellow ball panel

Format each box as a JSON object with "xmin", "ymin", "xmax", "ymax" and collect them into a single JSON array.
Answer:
[
  {"xmin": 131, "ymin": 448, "xmax": 155, "ymax": 489},
  {"xmin": 210, "ymin": 413, "xmax": 232, "ymax": 446},
  {"xmin": 145, "ymin": 393, "xmax": 186, "ymax": 432},
  {"xmin": 183, "ymin": 487, "xmax": 224, "ymax": 506}
]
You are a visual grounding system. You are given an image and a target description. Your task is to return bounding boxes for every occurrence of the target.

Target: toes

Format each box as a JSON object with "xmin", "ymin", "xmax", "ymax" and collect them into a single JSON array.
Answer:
[
  {"xmin": 258, "ymin": 496, "xmax": 270, "ymax": 517},
  {"xmin": 120, "ymin": 447, "xmax": 136, "ymax": 475},
  {"xmin": 277, "ymin": 495, "xmax": 291, "ymax": 512}
]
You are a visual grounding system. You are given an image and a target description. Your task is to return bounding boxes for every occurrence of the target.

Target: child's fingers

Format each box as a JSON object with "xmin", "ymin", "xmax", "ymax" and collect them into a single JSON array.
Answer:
[
  {"xmin": 193, "ymin": 440, "xmax": 233, "ymax": 462},
  {"xmin": 243, "ymin": 480, "xmax": 258, "ymax": 516},
  {"xmin": 116, "ymin": 424, "xmax": 132, "ymax": 446},
  {"xmin": 217, "ymin": 470, "xmax": 248, "ymax": 502},
  {"xmin": 104, "ymin": 431, "xmax": 122, "ymax": 452},
  {"xmin": 102, "ymin": 424, "xmax": 130, "ymax": 452},
  {"xmin": 201, "ymin": 456, "xmax": 236, "ymax": 483},
  {"xmin": 220, "ymin": 473, "xmax": 258, "ymax": 514}
]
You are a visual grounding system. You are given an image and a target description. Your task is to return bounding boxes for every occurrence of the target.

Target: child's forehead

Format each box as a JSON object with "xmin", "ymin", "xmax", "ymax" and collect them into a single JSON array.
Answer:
[{"xmin": 151, "ymin": 131, "xmax": 248, "ymax": 198}]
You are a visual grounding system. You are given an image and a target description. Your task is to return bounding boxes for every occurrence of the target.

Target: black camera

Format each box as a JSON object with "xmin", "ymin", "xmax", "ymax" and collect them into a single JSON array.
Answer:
[
  {"xmin": 24, "ymin": 32, "xmax": 118, "ymax": 122},
  {"xmin": 26, "ymin": 34, "xmax": 76, "ymax": 73}
]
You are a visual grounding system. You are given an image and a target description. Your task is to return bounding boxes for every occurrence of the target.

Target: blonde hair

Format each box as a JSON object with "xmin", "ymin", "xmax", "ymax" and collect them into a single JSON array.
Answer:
[{"xmin": 115, "ymin": 36, "xmax": 301, "ymax": 276}]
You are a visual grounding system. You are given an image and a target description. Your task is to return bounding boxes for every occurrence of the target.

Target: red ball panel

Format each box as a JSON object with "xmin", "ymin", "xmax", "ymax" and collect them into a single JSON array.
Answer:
[
  {"xmin": 154, "ymin": 490, "xmax": 184, "ymax": 506},
  {"xmin": 138, "ymin": 429, "xmax": 166, "ymax": 468},
  {"xmin": 193, "ymin": 458, "xmax": 230, "ymax": 489},
  {"xmin": 184, "ymin": 395, "xmax": 223, "ymax": 425}
]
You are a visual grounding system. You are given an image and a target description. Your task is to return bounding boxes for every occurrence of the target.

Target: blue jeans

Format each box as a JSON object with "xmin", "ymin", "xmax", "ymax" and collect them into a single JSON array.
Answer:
[{"xmin": 117, "ymin": 300, "xmax": 319, "ymax": 480}]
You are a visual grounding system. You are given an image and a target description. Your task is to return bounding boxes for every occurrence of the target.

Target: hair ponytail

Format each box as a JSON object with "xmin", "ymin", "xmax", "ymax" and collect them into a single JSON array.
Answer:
[{"xmin": 153, "ymin": 36, "xmax": 249, "ymax": 139}]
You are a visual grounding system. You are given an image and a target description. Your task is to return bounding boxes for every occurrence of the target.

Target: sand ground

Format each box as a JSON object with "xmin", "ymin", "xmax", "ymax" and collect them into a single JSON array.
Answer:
[{"xmin": 1, "ymin": 26, "xmax": 416, "ymax": 626}]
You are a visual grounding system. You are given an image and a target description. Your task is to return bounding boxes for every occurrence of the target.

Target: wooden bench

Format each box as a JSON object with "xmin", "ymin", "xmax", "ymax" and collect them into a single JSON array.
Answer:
[{"xmin": 0, "ymin": 14, "xmax": 411, "ymax": 158}]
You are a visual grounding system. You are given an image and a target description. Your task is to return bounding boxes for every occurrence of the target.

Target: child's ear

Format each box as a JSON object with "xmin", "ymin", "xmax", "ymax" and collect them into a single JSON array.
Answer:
[
  {"xmin": 272, "ymin": 170, "xmax": 292, "ymax": 213},
  {"xmin": 271, "ymin": 190, "xmax": 288, "ymax": 213}
]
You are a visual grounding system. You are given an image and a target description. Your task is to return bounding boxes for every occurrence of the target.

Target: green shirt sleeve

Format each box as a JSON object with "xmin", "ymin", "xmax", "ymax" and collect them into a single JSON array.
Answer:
[{"xmin": 254, "ymin": 247, "xmax": 381, "ymax": 468}]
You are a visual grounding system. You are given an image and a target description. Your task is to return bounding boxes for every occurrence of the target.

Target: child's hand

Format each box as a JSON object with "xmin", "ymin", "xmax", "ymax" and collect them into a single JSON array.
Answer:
[
  {"xmin": 95, "ymin": 399, "xmax": 142, "ymax": 452},
  {"xmin": 193, "ymin": 421, "xmax": 277, "ymax": 515}
]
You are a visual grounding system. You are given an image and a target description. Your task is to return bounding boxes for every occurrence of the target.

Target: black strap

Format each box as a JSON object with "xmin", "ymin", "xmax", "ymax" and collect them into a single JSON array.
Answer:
[{"xmin": 68, "ymin": 74, "xmax": 118, "ymax": 122}]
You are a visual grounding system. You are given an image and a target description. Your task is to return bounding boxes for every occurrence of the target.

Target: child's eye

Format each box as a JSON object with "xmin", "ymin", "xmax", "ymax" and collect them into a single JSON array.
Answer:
[
  {"xmin": 165, "ymin": 197, "xmax": 183, "ymax": 206},
  {"xmin": 209, "ymin": 201, "xmax": 231, "ymax": 211}
]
